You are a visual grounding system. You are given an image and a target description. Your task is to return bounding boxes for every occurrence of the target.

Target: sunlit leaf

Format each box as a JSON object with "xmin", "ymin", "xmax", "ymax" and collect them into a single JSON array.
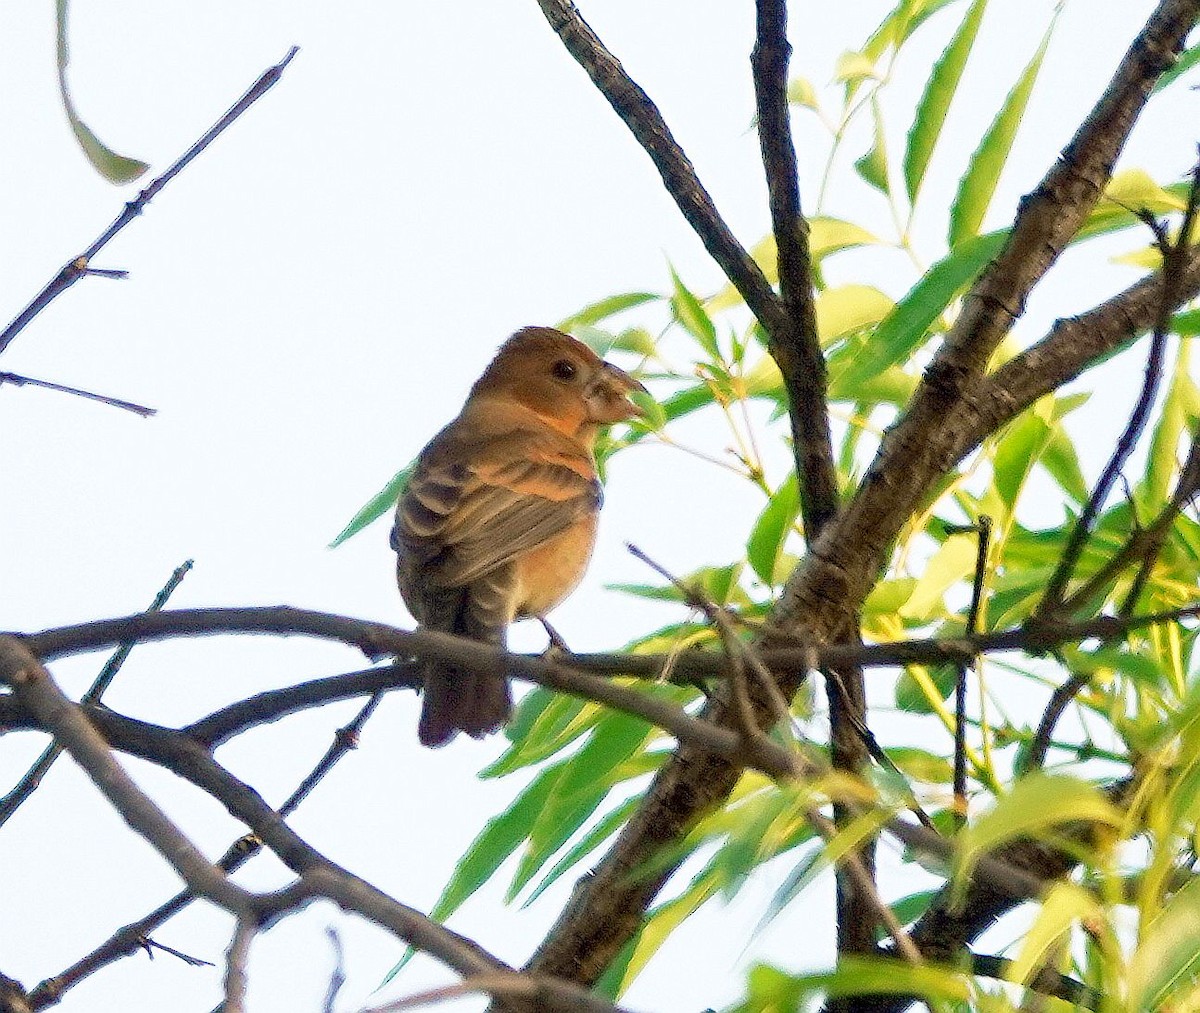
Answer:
[
  {"xmin": 1007, "ymin": 883, "xmax": 1102, "ymax": 990},
  {"xmin": 899, "ymin": 532, "xmax": 978, "ymax": 621},
  {"xmin": 904, "ymin": 0, "xmax": 989, "ymax": 203},
  {"xmin": 854, "ymin": 97, "xmax": 890, "ymax": 194},
  {"xmin": 948, "ymin": 19, "xmax": 1053, "ymax": 246},
  {"xmin": 816, "ymin": 285, "xmax": 895, "ymax": 346},
  {"xmin": 670, "ymin": 267, "xmax": 720, "ymax": 359},
  {"xmin": 733, "ymin": 956, "xmax": 971, "ymax": 1010},
  {"xmin": 787, "ymin": 76, "xmax": 819, "ymax": 111},
  {"xmin": 747, "ymin": 475, "xmax": 800, "ymax": 585},
  {"xmin": 955, "ymin": 774, "xmax": 1120, "ymax": 901},
  {"xmin": 556, "ymin": 291, "xmax": 661, "ymax": 331},
  {"xmin": 835, "ymin": 229, "xmax": 1006, "ymax": 391},
  {"xmin": 1129, "ymin": 877, "xmax": 1200, "ymax": 1009}
]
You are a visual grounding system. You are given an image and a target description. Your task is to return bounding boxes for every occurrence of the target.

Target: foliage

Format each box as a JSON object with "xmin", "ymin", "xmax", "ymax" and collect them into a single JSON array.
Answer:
[{"xmin": 333, "ymin": 1, "xmax": 1200, "ymax": 1008}]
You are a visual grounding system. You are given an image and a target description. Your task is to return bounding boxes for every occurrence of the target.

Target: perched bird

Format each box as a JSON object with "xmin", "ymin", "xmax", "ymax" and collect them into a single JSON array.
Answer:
[{"xmin": 392, "ymin": 326, "xmax": 646, "ymax": 747}]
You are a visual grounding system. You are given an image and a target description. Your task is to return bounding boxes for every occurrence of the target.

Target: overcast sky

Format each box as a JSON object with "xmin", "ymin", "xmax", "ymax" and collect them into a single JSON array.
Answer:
[{"xmin": 0, "ymin": 2, "xmax": 1195, "ymax": 1011}]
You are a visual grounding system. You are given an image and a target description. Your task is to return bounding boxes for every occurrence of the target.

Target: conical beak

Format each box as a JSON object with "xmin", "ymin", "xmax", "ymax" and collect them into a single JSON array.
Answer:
[{"xmin": 585, "ymin": 362, "xmax": 649, "ymax": 424}]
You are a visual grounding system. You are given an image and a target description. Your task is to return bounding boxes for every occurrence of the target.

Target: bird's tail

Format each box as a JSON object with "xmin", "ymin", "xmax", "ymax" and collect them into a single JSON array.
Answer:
[{"xmin": 418, "ymin": 662, "xmax": 512, "ymax": 748}]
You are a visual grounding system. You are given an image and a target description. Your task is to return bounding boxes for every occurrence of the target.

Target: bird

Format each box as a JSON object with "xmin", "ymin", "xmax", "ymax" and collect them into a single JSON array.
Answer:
[{"xmin": 392, "ymin": 326, "xmax": 646, "ymax": 747}]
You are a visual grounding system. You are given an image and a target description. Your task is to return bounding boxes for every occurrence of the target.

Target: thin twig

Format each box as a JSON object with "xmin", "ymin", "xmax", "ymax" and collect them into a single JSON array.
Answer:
[
  {"xmin": 0, "ymin": 46, "xmax": 298, "ymax": 359},
  {"xmin": 322, "ymin": 927, "xmax": 347, "ymax": 1013},
  {"xmin": 0, "ymin": 372, "xmax": 155, "ymax": 417},
  {"xmin": 1039, "ymin": 162, "xmax": 1200, "ymax": 615},
  {"xmin": 0, "ymin": 560, "xmax": 192, "ymax": 828},
  {"xmin": 360, "ymin": 972, "xmax": 634, "ymax": 1013},
  {"xmin": 0, "ymin": 636, "xmax": 250, "ymax": 915},
  {"xmin": 22, "ymin": 601, "xmax": 1200, "ymax": 693},
  {"xmin": 27, "ymin": 690, "xmax": 382, "ymax": 1009},
  {"xmin": 955, "ymin": 518, "xmax": 991, "ymax": 823}
]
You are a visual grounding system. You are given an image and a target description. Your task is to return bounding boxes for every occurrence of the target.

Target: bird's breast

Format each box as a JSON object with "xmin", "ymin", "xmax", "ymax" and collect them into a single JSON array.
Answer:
[{"xmin": 513, "ymin": 513, "xmax": 599, "ymax": 618}]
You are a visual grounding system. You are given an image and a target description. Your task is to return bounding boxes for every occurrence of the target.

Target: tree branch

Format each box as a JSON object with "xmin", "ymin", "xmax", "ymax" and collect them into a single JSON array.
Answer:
[{"xmin": 0, "ymin": 46, "xmax": 298, "ymax": 359}]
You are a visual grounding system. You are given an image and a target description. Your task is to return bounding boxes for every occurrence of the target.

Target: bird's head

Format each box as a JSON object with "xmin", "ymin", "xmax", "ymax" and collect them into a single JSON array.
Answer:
[{"xmin": 470, "ymin": 326, "xmax": 647, "ymax": 439}]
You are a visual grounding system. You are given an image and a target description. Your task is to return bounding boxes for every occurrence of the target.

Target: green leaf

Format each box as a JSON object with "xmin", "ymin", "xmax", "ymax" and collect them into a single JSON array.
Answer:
[
  {"xmin": 556, "ymin": 291, "xmax": 661, "ymax": 331},
  {"xmin": 747, "ymin": 475, "xmax": 800, "ymax": 585},
  {"xmin": 904, "ymin": 0, "xmax": 989, "ymax": 204},
  {"xmin": 1128, "ymin": 877, "xmax": 1200, "ymax": 1009},
  {"xmin": 734, "ymin": 956, "xmax": 971, "ymax": 1010},
  {"xmin": 670, "ymin": 267, "xmax": 720, "ymax": 359},
  {"xmin": 815, "ymin": 285, "xmax": 895, "ymax": 346},
  {"xmin": 1040, "ymin": 424, "xmax": 1089, "ymax": 505},
  {"xmin": 56, "ymin": 0, "xmax": 148, "ymax": 183},
  {"xmin": 887, "ymin": 747, "xmax": 953, "ymax": 783},
  {"xmin": 992, "ymin": 399, "xmax": 1053, "ymax": 511},
  {"xmin": 948, "ymin": 19, "xmax": 1053, "ymax": 246},
  {"xmin": 1153, "ymin": 41, "xmax": 1200, "ymax": 93},
  {"xmin": 506, "ymin": 713, "xmax": 652, "ymax": 900},
  {"xmin": 428, "ymin": 762, "xmax": 564, "ymax": 922},
  {"xmin": 835, "ymin": 229, "xmax": 1006, "ymax": 391},
  {"xmin": 1006, "ymin": 882, "xmax": 1102, "ymax": 988},
  {"xmin": 854, "ymin": 98, "xmax": 890, "ymax": 194},
  {"xmin": 955, "ymin": 774, "xmax": 1120, "ymax": 901},
  {"xmin": 896, "ymin": 664, "xmax": 955, "ymax": 713},
  {"xmin": 522, "ymin": 795, "xmax": 642, "ymax": 906},
  {"xmin": 329, "ymin": 461, "xmax": 416, "ymax": 547},
  {"xmin": 1144, "ymin": 341, "xmax": 1198, "ymax": 511},
  {"xmin": 787, "ymin": 76, "xmax": 819, "ymax": 111},
  {"xmin": 899, "ymin": 532, "xmax": 979, "ymax": 621}
]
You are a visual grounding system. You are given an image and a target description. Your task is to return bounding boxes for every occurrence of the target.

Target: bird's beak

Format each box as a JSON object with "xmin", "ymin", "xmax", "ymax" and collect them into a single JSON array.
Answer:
[{"xmin": 585, "ymin": 362, "xmax": 649, "ymax": 424}]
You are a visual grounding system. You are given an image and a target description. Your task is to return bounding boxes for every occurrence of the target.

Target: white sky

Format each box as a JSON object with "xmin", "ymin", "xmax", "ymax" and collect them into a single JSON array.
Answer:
[{"xmin": 0, "ymin": 2, "xmax": 1195, "ymax": 1011}]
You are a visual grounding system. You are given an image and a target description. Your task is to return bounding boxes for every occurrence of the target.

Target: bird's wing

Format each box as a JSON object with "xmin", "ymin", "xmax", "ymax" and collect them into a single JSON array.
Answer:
[{"xmin": 393, "ymin": 425, "xmax": 600, "ymax": 590}]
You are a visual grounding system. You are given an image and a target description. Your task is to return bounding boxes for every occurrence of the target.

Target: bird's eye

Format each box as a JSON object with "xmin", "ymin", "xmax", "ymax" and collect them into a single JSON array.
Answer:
[{"xmin": 551, "ymin": 359, "xmax": 578, "ymax": 381}]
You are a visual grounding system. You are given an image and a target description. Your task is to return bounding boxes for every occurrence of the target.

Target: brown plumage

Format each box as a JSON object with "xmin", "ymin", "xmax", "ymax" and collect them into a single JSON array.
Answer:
[{"xmin": 392, "ymin": 326, "xmax": 645, "ymax": 747}]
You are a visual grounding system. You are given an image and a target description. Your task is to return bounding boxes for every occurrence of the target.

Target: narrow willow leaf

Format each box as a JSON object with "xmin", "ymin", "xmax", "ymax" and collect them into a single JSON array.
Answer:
[
  {"xmin": 1006, "ymin": 883, "xmax": 1102, "ymax": 988},
  {"xmin": 899, "ymin": 532, "xmax": 978, "ymax": 621},
  {"xmin": 556, "ymin": 291, "xmax": 660, "ymax": 331},
  {"xmin": 670, "ymin": 267, "xmax": 720, "ymax": 359},
  {"xmin": 747, "ymin": 474, "xmax": 800, "ymax": 585},
  {"xmin": 816, "ymin": 285, "xmax": 895, "ymax": 346},
  {"xmin": 1128, "ymin": 877, "xmax": 1200, "ymax": 1009},
  {"xmin": 1040, "ymin": 424, "xmax": 1088, "ymax": 505},
  {"xmin": 787, "ymin": 76, "xmax": 819, "ymax": 111},
  {"xmin": 887, "ymin": 747, "xmax": 953, "ymax": 783},
  {"xmin": 522, "ymin": 795, "xmax": 642, "ymax": 906},
  {"xmin": 948, "ymin": 20, "xmax": 1053, "ymax": 246},
  {"xmin": 904, "ymin": 0, "xmax": 989, "ymax": 204},
  {"xmin": 56, "ymin": 0, "xmax": 148, "ymax": 183},
  {"xmin": 735, "ymin": 956, "xmax": 971, "ymax": 1009},
  {"xmin": 1144, "ymin": 342, "xmax": 1196, "ymax": 509},
  {"xmin": 329, "ymin": 461, "xmax": 416, "ymax": 547},
  {"xmin": 854, "ymin": 97, "xmax": 890, "ymax": 194},
  {"xmin": 955, "ymin": 774, "xmax": 1120, "ymax": 902},
  {"xmin": 896, "ymin": 664, "xmax": 955, "ymax": 713},
  {"xmin": 428, "ymin": 762, "xmax": 564, "ymax": 922},
  {"xmin": 614, "ymin": 869, "xmax": 721, "ymax": 996},
  {"xmin": 992, "ymin": 399, "xmax": 1053, "ymax": 511},
  {"xmin": 836, "ymin": 229, "xmax": 1006, "ymax": 391}
]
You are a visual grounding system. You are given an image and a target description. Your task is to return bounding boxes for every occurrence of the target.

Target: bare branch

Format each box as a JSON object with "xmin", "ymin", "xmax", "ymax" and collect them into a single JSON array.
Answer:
[
  {"xmin": 0, "ymin": 46, "xmax": 298, "ymax": 359},
  {"xmin": 0, "ymin": 636, "xmax": 251, "ymax": 915},
  {"xmin": 532, "ymin": 2, "xmax": 785, "ymax": 335},
  {"xmin": 0, "ymin": 372, "xmax": 156, "ymax": 417},
  {"xmin": 0, "ymin": 559, "xmax": 192, "ymax": 828},
  {"xmin": 219, "ymin": 920, "xmax": 255, "ymax": 1013}
]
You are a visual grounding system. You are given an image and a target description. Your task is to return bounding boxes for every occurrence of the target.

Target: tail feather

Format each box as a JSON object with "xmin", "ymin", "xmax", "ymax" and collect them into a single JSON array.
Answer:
[{"xmin": 418, "ymin": 663, "xmax": 512, "ymax": 747}]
